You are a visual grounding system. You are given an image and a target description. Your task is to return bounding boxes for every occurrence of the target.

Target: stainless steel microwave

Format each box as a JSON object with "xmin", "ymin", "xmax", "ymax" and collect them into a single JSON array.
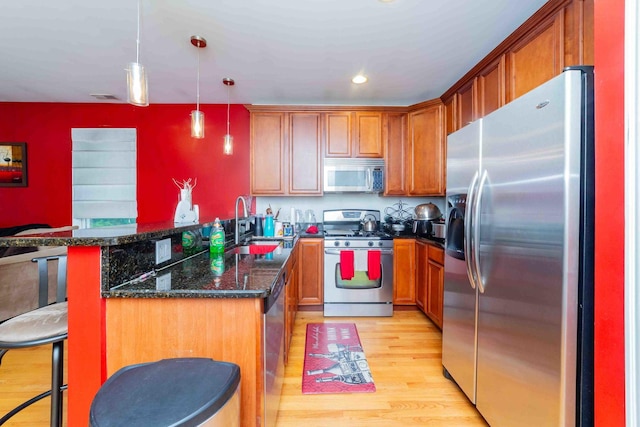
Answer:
[{"xmin": 323, "ymin": 158, "xmax": 385, "ymax": 193}]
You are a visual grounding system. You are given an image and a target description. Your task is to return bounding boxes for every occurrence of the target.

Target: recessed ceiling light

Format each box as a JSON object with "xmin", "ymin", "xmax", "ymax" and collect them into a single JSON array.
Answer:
[
  {"xmin": 352, "ymin": 75, "xmax": 368, "ymax": 84},
  {"xmin": 378, "ymin": 0, "xmax": 396, "ymax": 3}
]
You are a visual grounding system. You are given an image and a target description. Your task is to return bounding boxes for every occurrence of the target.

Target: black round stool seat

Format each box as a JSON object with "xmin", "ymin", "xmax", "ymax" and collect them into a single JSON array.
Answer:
[{"xmin": 89, "ymin": 358, "xmax": 241, "ymax": 427}]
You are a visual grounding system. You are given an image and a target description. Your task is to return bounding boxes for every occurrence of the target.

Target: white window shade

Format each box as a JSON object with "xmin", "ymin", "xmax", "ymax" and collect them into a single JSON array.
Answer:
[{"xmin": 72, "ymin": 128, "xmax": 137, "ymax": 221}]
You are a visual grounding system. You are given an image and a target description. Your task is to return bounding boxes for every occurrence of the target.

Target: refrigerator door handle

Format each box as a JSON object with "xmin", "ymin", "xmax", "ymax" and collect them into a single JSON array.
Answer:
[
  {"xmin": 473, "ymin": 169, "xmax": 489, "ymax": 294},
  {"xmin": 465, "ymin": 171, "xmax": 480, "ymax": 290}
]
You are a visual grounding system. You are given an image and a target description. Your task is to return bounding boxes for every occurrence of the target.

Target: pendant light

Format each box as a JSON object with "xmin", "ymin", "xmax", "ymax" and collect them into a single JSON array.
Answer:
[
  {"xmin": 223, "ymin": 78, "xmax": 235, "ymax": 155},
  {"xmin": 126, "ymin": 0, "xmax": 148, "ymax": 106},
  {"xmin": 190, "ymin": 36, "xmax": 206, "ymax": 139}
]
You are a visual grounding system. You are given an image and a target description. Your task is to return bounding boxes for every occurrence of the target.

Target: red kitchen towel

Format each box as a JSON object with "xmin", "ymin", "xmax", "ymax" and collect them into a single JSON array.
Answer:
[
  {"xmin": 340, "ymin": 250, "xmax": 354, "ymax": 280},
  {"xmin": 367, "ymin": 250, "xmax": 381, "ymax": 280}
]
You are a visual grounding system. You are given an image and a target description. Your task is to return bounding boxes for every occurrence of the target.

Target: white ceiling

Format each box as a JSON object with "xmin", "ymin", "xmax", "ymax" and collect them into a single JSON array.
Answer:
[{"xmin": 0, "ymin": 0, "xmax": 548, "ymax": 106}]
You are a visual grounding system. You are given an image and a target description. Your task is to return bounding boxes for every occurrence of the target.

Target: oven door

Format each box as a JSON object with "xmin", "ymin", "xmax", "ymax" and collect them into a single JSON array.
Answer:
[{"xmin": 323, "ymin": 247, "xmax": 394, "ymax": 316}]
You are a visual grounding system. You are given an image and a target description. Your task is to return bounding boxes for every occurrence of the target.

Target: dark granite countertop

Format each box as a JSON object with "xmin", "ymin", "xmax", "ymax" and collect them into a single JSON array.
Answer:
[
  {"xmin": 0, "ymin": 219, "xmax": 219, "ymax": 247},
  {"xmin": 106, "ymin": 240, "xmax": 294, "ymax": 300}
]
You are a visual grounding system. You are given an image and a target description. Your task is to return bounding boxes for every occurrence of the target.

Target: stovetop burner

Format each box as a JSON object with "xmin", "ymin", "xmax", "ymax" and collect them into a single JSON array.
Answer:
[{"xmin": 323, "ymin": 229, "xmax": 392, "ymax": 239}]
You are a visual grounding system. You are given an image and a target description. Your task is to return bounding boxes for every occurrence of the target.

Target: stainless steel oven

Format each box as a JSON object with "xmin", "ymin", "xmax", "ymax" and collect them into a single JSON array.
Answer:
[{"xmin": 322, "ymin": 209, "xmax": 394, "ymax": 317}]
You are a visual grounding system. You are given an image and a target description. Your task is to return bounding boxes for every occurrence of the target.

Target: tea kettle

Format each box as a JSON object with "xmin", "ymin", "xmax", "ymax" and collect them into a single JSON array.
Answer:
[{"xmin": 361, "ymin": 214, "xmax": 378, "ymax": 232}]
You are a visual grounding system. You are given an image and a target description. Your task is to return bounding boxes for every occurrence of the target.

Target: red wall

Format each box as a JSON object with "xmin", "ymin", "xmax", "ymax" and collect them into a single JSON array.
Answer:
[
  {"xmin": 594, "ymin": 0, "xmax": 626, "ymax": 425},
  {"xmin": 0, "ymin": 103, "xmax": 250, "ymax": 227}
]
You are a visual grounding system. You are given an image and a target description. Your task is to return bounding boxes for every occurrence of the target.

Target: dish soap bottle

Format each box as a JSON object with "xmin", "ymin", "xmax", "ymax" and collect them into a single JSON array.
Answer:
[{"xmin": 210, "ymin": 218, "xmax": 225, "ymax": 255}]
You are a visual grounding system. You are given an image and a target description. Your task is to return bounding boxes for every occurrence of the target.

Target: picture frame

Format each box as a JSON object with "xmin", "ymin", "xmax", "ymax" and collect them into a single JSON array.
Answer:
[{"xmin": 0, "ymin": 142, "xmax": 28, "ymax": 187}]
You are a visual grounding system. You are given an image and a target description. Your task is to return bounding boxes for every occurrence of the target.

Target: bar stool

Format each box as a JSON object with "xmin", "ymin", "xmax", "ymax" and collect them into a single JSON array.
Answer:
[
  {"xmin": 90, "ymin": 358, "xmax": 241, "ymax": 427},
  {"xmin": 0, "ymin": 254, "xmax": 68, "ymax": 427}
]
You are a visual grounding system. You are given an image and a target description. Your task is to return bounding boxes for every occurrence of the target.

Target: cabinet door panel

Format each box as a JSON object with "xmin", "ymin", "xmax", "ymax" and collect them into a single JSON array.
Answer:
[
  {"xmin": 507, "ymin": 13, "xmax": 563, "ymax": 101},
  {"xmin": 415, "ymin": 241, "xmax": 428, "ymax": 311},
  {"xmin": 393, "ymin": 239, "xmax": 415, "ymax": 304},
  {"xmin": 289, "ymin": 113, "xmax": 322, "ymax": 194},
  {"xmin": 251, "ymin": 112, "xmax": 286, "ymax": 194},
  {"xmin": 478, "ymin": 56, "xmax": 505, "ymax": 118},
  {"xmin": 298, "ymin": 239, "xmax": 323, "ymax": 305},
  {"xmin": 355, "ymin": 112, "xmax": 383, "ymax": 157},
  {"xmin": 325, "ymin": 112, "xmax": 352, "ymax": 157},
  {"xmin": 408, "ymin": 104, "xmax": 445, "ymax": 196},
  {"xmin": 384, "ymin": 113, "xmax": 408, "ymax": 195},
  {"xmin": 457, "ymin": 79, "xmax": 476, "ymax": 129}
]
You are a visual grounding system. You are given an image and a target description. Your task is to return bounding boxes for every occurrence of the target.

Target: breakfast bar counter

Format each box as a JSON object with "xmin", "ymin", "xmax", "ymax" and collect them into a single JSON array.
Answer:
[{"xmin": 0, "ymin": 220, "xmax": 293, "ymax": 427}]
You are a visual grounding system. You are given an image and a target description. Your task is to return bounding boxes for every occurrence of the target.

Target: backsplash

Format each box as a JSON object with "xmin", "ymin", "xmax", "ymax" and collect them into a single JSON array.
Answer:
[{"xmin": 255, "ymin": 194, "xmax": 445, "ymax": 223}]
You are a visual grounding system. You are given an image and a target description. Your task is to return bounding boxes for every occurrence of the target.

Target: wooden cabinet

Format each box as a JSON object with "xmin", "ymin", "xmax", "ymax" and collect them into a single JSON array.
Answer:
[
  {"xmin": 393, "ymin": 239, "xmax": 416, "ymax": 305},
  {"xmin": 384, "ymin": 112, "xmax": 408, "ymax": 195},
  {"xmin": 289, "ymin": 112, "xmax": 322, "ymax": 194},
  {"xmin": 415, "ymin": 240, "xmax": 444, "ymax": 329},
  {"xmin": 415, "ymin": 240, "xmax": 428, "ymax": 311},
  {"xmin": 325, "ymin": 111, "xmax": 383, "ymax": 158},
  {"xmin": 456, "ymin": 79, "xmax": 477, "ymax": 129},
  {"xmin": 506, "ymin": 13, "xmax": 563, "ymax": 102},
  {"xmin": 426, "ymin": 244, "xmax": 444, "ymax": 329},
  {"xmin": 249, "ymin": 110, "xmax": 322, "ymax": 195},
  {"xmin": 354, "ymin": 112, "xmax": 384, "ymax": 157},
  {"xmin": 250, "ymin": 112, "xmax": 285, "ymax": 194},
  {"xmin": 325, "ymin": 112, "xmax": 352, "ymax": 157},
  {"xmin": 407, "ymin": 101, "xmax": 445, "ymax": 196},
  {"xmin": 440, "ymin": 0, "xmax": 593, "ymax": 127},
  {"xmin": 284, "ymin": 243, "xmax": 298, "ymax": 364},
  {"xmin": 477, "ymin": 56, "xmax": 506, "ymax": 118},
  {"xmin": 297, "ymin": 238, "xmax": 324, "ymax": 306}
]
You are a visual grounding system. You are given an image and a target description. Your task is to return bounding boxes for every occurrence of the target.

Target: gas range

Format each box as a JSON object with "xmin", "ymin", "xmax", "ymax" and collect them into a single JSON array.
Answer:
[{"xmin": 322, "ymin": 209, "xmax": 394, "ymax": 249}]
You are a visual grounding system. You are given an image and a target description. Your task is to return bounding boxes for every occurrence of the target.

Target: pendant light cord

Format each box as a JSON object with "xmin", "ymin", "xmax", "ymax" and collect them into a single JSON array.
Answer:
[
  {"xmin": 226, "ymin": 85, "xmax": 230, "ymax": 134},
  {"xmin": 196, "ymin": 47, "xmax": 200, "ymax": 111},
  {"xmin": 136, "ymin": 0, "xmax": 141, "ymax": 64}
]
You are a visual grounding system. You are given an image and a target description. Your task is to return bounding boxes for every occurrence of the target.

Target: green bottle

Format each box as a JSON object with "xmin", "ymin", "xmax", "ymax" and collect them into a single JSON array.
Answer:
[{"xmin": 210, "ymin": 218, "xmax": 225, "ymax": 254}]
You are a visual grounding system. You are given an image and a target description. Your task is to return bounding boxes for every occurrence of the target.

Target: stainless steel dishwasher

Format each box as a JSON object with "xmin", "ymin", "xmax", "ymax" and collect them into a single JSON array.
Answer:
[{"xmin": 264, "ymin": 271, "xmax": 286, "ymax": 427}]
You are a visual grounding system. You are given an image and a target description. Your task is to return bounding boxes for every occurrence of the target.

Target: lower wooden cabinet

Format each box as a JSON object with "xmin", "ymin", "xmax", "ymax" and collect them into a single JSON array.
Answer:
[
  {"xmin": 393, "ymin": 239, "xmax": 416, "ymax": 305},
  {"xmin": 297, "ymin": 238, "xmax": 324, "ymax": 306},
  {"xmin": 415, "ymin": 241, "xmax": 429, "ymax": 312},
  {"xmin": 415, "ymin": 240, "xmax": 444, "ymax": 329},
  {"xmin": 426, "ymin": 245, "xmax": 444, "ymax": 328}
]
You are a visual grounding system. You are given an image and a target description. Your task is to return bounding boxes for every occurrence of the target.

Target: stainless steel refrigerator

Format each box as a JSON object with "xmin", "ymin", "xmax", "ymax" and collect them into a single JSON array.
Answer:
[{"xmin": 442, "ymin": 66, "xmax": 594, "ymax": 427}]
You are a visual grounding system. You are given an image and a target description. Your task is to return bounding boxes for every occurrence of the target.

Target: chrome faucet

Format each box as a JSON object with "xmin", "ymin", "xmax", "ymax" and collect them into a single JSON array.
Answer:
[{"xmin": 235, "ymin": 196, "xmax": 249, "ymax": 244}]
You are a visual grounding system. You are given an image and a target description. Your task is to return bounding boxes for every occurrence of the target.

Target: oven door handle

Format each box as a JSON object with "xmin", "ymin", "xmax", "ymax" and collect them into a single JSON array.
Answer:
[{"xmin": 324, "ymin": 249, "xmax": 394, "ymax": 256}]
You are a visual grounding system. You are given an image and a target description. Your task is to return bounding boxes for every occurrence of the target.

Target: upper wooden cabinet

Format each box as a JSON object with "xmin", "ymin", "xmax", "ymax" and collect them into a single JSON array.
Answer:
[
  {"xmin": 506, "ymin": 13, "xmax": 563, "ymax": 101},
  {"xmin": 384, "ymin": 112, "xmax": 408, "ymax": 196},
  {"xmin": 407, "ymin": 101, "xmax": 445, "ymax": 196},
  {"xmin": 325, "ymin": 111, "xmax": 383, "ymax": 158},
  {"xmin": 250, "ymin": 112, "xmax": 286, "ymax": 194},
  {"xmin": 249, "ymin": 110, "xmax": 322, "ymax": 196},
  {"xmin": 289, "ymin": 113, "xmax": 322, "ymax": 195},
  {"xmin": 441, "ymin": 0, "xmax": 593, "ymax": 133}
]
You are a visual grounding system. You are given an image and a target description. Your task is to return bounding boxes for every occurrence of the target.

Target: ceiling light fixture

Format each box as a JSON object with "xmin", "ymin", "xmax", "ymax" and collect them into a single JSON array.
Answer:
[
  {"xmin": 352, "ymin": 75, "xmax": 368, "ymax": 84},
  {"xmin": 126, "ymin": 0, "xmax": 148, "ymax": 106},
  {"xmin": 190, "ymin": 35, "xmax": 206, "ymax": 139},
  {"xmin": 223, "ymin": 78, "xmax": 235, "ymax": 155}
]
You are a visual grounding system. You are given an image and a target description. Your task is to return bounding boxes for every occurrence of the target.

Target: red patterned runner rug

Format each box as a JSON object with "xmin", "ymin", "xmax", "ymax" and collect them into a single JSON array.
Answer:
[{"xmin": 302, "ymin": 323, "xmax": 376, "ymax": 394}]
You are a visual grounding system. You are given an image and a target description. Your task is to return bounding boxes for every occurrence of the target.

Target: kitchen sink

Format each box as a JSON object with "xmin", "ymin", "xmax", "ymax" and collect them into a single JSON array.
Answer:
[{"xmin": 233, "ymin": 243, "xmax": 280, "ymax": 255}]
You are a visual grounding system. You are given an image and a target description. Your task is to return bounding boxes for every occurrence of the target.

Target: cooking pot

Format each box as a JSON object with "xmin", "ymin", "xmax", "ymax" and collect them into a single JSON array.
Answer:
[
  {"xmin": 361, "ymin": 214, "xmax": 378, "ymax": 232},
  {"xmin": 414, "ymin": 203, "xmax": 442, "ymax": 220}
]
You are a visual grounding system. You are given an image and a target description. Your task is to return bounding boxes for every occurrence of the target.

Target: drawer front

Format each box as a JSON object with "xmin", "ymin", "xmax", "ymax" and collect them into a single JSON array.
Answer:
[{"xmin": 428, "ymin": 244, "xmax": 444, "ymax": 265}]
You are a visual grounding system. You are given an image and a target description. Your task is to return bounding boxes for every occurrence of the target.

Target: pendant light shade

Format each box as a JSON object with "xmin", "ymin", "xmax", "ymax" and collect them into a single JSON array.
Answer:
[
  {"xmin": 127, "ymin": 0, "xmax": 148, "ymax": 106},
  {"xmin": 191, "ymin": 110, "xmax": 205, "ymax": 138},
  {"xmin": 191, "ymin": 36, "xmax": 206, "ymax": 139},
  {"xmin": 127, "ymin": 62, "xmax": 148, "ymax": 106},
  {"xmin": 223, "ymin": 77, "xmax": 235, "ymax": 155}
]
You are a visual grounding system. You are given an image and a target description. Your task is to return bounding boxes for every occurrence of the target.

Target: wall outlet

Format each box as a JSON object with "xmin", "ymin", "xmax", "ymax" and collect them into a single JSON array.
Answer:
[
  {"xmin": 156, "ymin": 273, "xmax": 171, "ymax": 291},
  {"xmin": 155, "ymin": 238, "xmax": 172, "ymax": 264}
]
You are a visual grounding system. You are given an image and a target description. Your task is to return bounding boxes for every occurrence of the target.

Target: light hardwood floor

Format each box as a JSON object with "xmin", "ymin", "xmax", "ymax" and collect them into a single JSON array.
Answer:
[
  {"xmin": 277, "ymin": 310, "xmax": 487, "ymax": 427},
  {"xmin": 0, "ymin": 311, "xmax": 485, "ymax": 427}
]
